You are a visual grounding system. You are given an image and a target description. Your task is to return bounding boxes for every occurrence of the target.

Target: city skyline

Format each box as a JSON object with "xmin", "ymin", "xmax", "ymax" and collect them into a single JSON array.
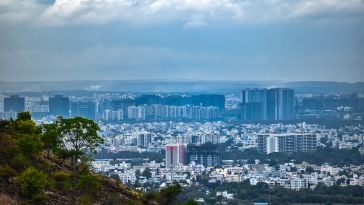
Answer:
[
  {"xmin": 1, "ymin": 1, "xmax": 363, "ymax": 202},
  {"xmin": 0, "ymin": 0, "xmax": 364, "ymax": 82}
]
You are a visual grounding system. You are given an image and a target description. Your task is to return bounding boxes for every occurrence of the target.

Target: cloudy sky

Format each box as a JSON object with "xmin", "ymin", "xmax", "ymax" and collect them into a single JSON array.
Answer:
[{"xmin": 0, "ymin": 0, "xmax": 364, "ymax": 82}]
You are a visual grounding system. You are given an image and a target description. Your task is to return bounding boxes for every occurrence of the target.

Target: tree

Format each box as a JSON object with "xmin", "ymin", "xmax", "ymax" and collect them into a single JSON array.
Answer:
[
  {"xmin": 159, "ymin": 183, "xmax": 182, "ymax": 205},
  {"xmin": 17, "ymin": 111, "xmax": 31, "ymax": 121},
  {"xmin": 17, "ymin": 134, "xmax": 43, "ymax": 158},
  {"xmin": 306, "ymin": 166, "xmax": 315, "ymax": 173},
  {"xmin": 16, "ymin": 167, "xmax": 48, "ymax": 202},
  {"xmin": 135, "ymin": 169, "xmax": 141, "ymax": 178},
  {"xmin": 55, "ymin": 117, "xmax": 104, "ymax": 177},
  {"xmin": 142, "ymin": 168, "xmax": 152, "ymax": 179},
  {"xmin": 0, "ymin": 132, "xmax": 18, "ymax": 162},
  {"xmin": 15, "ymin": 112, "xmax": 37, "ymax": 134},
  {"xmin": 40, "ymin": 123, "xmax": 61, "ymax": 158},
  {"xmin": 135, "ymin": 170, "xmax": 141, "ymax": 187},
  {"xmin": 144, "ymin": 183, "xmax": 182, "ymax": 205}
]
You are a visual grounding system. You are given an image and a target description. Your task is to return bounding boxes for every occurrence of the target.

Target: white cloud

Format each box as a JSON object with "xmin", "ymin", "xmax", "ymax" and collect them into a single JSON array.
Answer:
[
  {"xmin": 288, "ymin": 0, "xmax": 364, "ymax": 19},
  {"xmin": 0, "ymin": 0, "xmax": 45, "ymax": 24},
  {"xmin": 0, "ymin": 0, "xmax": 363, "ymax": 26}
]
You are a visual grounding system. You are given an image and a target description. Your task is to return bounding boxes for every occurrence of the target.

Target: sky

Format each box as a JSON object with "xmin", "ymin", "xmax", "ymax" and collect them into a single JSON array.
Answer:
[{"xmin": 0, "ymin": 0, "xmax": 364, "ymax": 82}]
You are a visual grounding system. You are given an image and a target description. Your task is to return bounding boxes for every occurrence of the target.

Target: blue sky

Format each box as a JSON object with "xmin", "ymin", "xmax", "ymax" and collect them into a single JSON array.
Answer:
[{"xmin": 0, "ymin": 0, "xmax": 364, "ymax": 82}]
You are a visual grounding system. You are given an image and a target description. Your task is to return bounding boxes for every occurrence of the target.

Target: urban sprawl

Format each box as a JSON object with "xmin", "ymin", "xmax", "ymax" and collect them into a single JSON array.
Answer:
[{"xmin": 1, "ymin": 88, "xmax": 363, "ymax": 203}]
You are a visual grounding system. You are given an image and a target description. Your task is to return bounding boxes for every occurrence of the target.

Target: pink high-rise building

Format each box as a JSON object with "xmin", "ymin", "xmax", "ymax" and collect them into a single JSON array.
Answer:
[{"xmin": 165, "ymin": 144, "xmax": 186, "ymax": 168}]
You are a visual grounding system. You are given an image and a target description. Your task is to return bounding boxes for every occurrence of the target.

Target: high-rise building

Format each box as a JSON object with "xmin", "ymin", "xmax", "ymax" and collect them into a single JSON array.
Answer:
[
  {"xmin": 127, "ymin": 106, "xmax": 138, "ymax": 120},
  {"xmin": 165, "ymin": 144, "xmax": 186, "ymax": 168},
  {"xmin": 280, "ymin": 88, "xmax": 295, "ymax": 120},
  {"xmin": 127, "ymin": 106, "xmax": 146, "ymax": 120},
  {"xmin": 111, "ymin": 110, "xmax": 123, "ymax": 121},
  {"xmin": 241, "ymin": 102, "xmax": 264, "ymax": 121},
  {"xmin": 49, "ymin": 95, "xmax": 69, "ymax": 117},
  {"xmin": 186, "ymin": 143, "xmax": 220, "ymax": 167},
  {"xmin": 257, "ymin": 133, "xmax": 317, "ymax": 154},
  {"xmin": 192, "ymin": 134, "xmax": 220, "ymax": 145},
  {"xmin": 120, "ymin": 99, "xmax": 135, "ymax": 119},
  {"xmin": 4, "ymin": 95, "xmax": 25, "ymax": 112},
  {"xmin": 241, "ymin": 88, "xmax": 294, "ymax": 121},
  {"xmin": 70, "ymin": 100, "xmax": 96, "ymax": 120},
  {"xmin": 24, "ymin": 97, "xmax": 49, "ymax": 113},
  {"xmin": 103, "ymin": 109, "xmax": 111, "ymax": 121},
  {"xmin": 137, "ymin": 133, "xmax": 152, "ymax": 148},
  {"xmin": 0, "ymin": 95, "xmax": 4, "ymax": 112},
  {"xmin": 102, "ymin": 109, "xmax": 123, "ymax": 122},
  {"xmin": 241, "ymin": 89, "xmax": 268, "ymax": 121},
  {"xmin": 127, "ymin": 104, "xmax": 220, "ymax": 121},
  {"xmin": 267, "ymin": 88, "xmax": 295, "ymax": 121}
]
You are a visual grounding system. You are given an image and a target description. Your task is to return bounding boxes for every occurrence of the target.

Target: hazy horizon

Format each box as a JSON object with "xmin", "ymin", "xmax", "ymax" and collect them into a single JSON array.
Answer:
[
  {"xmin": 1, "ymin": 80, "xmax": 364, "ymax": 94},
  {"xmin": 1, "ymin": 79, "xmax": 364, "ymax": 84}
]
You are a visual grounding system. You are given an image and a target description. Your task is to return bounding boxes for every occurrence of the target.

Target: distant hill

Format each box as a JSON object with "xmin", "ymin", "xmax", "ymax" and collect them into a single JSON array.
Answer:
[{"xmin": 0, "ymin": 80, "xmax": 363, "ymax": 94}]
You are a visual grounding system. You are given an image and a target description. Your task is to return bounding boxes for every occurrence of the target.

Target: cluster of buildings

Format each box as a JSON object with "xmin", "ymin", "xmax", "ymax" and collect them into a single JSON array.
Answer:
[
  {"xmin": 0, "ymin": 94, "xmax": 224, "ymax": 122},
  {"xmin": 102, "ymin": 109, "xmax": 124, "ymax": 122},
  {"xmin": 1, "ymin": 92, "xmax": 360, "ymax": 198},
  {"xmin": 126, "ymin": 105, "xmax": 220, "ymax": 121},
  {"xmin": 1, "ymin": 86, "xmax": 364, "ymax": 203},
  {"xmin": 91, "ymin": 121, "xmax": 364, "ymax": 195},
  {"xmin": 92, "ymin": 158, "xmax": 364, "ymax": 192},
  {"xmin": 209, "ymin": 162, "xmax": 364, "ymax": 190},
  {"xmin": 98, "ymin": 120, "xmax": 364, "ymax": 156},
  {"xmin": 296, "ymin": 92, "xmax": 364, "ymax": 120},
  {"xmin": 2, "ymin": 88, "xmax": 364, "ymax": 122}
]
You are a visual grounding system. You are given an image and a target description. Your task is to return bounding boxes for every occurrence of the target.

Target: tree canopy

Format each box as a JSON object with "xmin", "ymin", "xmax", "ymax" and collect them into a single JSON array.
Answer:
[{"xmin": 55, "ymin": 116, "xmax": 104, "ymax": 157}]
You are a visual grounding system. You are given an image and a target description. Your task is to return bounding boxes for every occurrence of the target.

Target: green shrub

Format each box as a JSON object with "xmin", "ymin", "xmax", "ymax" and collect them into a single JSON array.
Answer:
[
  {"xmin": 16, "ymin": 167, "xmax": 48, "ymax": 201},
  {"xmin": 53, "ymin": 170, "xmax": 72, "ymax": 180},
  {"xmin": 77, "ymin": 174, "xmax": 101, "ymax": 195},
  {"xmin": 10, "ymin": 154, "xmax": 32, "ymax": 170},
  {"xmin": 17, "ymin": 134, "xmax": 43, "ymax": 158},
  {"xmin": 0, "ymin": 165, "xmax": 17, "ymax": 179},
  {"xmin": 76, "ymin": 162, "xmax": 92, "ymax": 175},
  {"xmin": 52, "ymin": 171, "xmax": 72, "ymax": 192},
  {"xmin": 15, "ymin": 112, "xmax": 37, "ymax": 134},
  {"xmin": 0, "ymin": 133, "xmax": 18, "ymax": 160},
  {"xmin": 76, "ymin": 194, "xmax": 93, "ymax": 205},
  {"xmin": 158, "ymin": 184, "xmax": 182, "ymax": 205}
]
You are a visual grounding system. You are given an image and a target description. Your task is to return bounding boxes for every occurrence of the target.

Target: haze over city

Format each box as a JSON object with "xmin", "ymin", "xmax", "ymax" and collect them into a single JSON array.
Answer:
[{"xmin": 1, "ymin": 0, "xmax": 364, "ymax": 82}]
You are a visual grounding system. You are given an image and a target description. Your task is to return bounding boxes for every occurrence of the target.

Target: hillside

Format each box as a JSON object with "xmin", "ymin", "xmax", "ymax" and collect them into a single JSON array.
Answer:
[
  {"xmin": 0, "ymin": 157, "xmax": 142, "ymax": 204},
  {"xmin": 0, "ymin": 112, "xmax": 145, "ymax": 205}
]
